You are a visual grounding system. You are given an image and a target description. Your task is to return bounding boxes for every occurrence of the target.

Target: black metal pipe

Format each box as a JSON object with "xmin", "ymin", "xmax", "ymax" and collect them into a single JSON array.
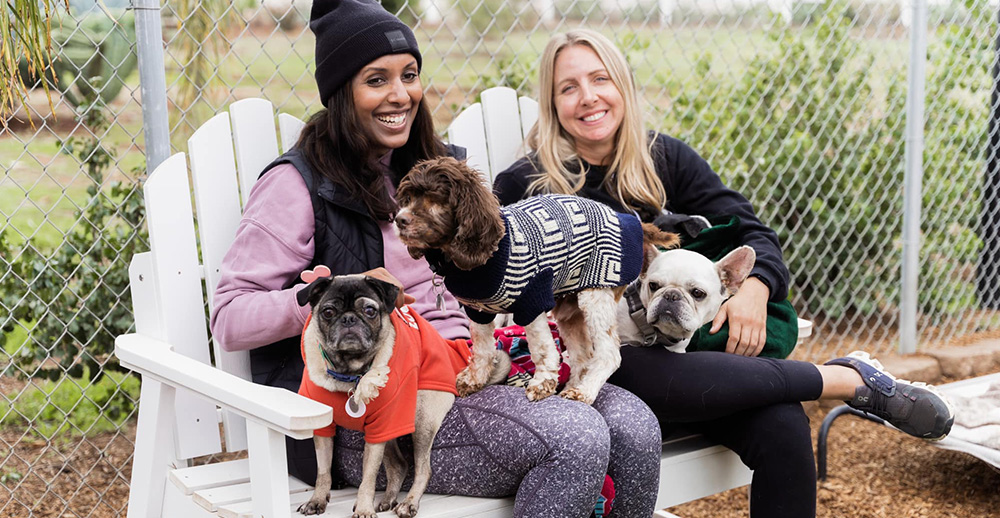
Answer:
[{"xmin": 816, "ymin": 405, "xmax": 885, "ymax": 481}]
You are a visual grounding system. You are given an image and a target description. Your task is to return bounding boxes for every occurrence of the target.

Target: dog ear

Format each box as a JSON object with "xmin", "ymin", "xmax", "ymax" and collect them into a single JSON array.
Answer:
[
  {"xmin": 364, "ymin": 276, "xmax": 401, "ymax": 310},
  {"xmin": 297, "ymin": 277, "xmax": 333, "ymax": 307},
  {"xmin": 406, "ymin": 245, "xmax": 425, "ymax": 261},
  {"xmin": 639, "ymin": 223, "xmax": 681, "ymax": 274},
  {"xmin": 716, "ymin": 246, "xmax": 756, "ymax": 296},
  {"xmin": 446, "ymin": 162, "xmax": 504, "ymax": 271}
]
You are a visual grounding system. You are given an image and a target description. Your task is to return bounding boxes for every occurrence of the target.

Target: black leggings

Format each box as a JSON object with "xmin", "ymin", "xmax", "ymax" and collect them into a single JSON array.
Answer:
[{"xmin": 609, "ymin": 347, "xmax": 825, "ymax": 518}]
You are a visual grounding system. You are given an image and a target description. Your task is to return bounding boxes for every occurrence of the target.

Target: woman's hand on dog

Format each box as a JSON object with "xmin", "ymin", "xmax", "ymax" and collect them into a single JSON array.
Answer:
[
  {"xmin": 710, "ymin": 276, "xmax": 770, "ymax": 357},
  {"xmin": 363, "ymin": 267, "xmax": 416, "ymax": 308}
]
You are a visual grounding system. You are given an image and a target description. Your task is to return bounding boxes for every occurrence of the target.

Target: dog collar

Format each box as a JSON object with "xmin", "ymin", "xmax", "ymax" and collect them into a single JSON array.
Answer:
[
  {"xmin": 320, "ymin": 348, "xmax": 362, "ymax": 383},
  {"xmin": 423, "ymin": 249, "xmax": 449, "ymax": 275},
  {"xmin": 623, "ymin": 281, "xmax": 684, "ymax": 348},
  {"xmin": 325, "ymin": 369, "xmax": 361, "ymax": 383}
]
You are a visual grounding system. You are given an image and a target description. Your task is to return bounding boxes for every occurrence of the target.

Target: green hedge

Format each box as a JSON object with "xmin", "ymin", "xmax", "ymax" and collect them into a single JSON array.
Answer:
[
  {"xmin": 1, "ymin": 107, "xmax": 147, "ymax": 381},
  {"xmin": 653, "ymin": 3, "xmax": 988, "ymax": 319}
]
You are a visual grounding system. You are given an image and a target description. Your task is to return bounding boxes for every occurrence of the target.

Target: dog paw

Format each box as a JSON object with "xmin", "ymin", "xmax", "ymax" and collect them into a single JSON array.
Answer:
[
  {"xmin": 394, "ymin": 500, "xmax": 419, "ymax": 518},
  {"xmin": 456, "ymin": 367, "xmax": 485, "ymax": 397},
  {"xmin": 525, "ymin": 379, "xmax": 557, "ymax": 401},
  {"xmin": 352, "ymin": 509, "xmax": 378, "ymax": 518},
  {"xmin": 297, "ymin": 498, "xmax": 328, "ymax": 515},
  {"xmin": 559, "ymin": 387, "xmax": 594, "ymax": 404},
  {"xmin": 377, "ymin": 498, "xmax": 398, "ymax": 512}
]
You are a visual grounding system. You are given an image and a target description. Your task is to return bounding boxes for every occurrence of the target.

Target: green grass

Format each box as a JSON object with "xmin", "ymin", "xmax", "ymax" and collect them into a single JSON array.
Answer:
[
  {"xmin": 3, "ymin": 321, "xmax": 30, "ymax": 357},
  {"xmin": 0, "ymin": 368, "xmax": 140, "ymax": 439},
  {"xmin": 1, "ymin": 120, "xmax": 145, "ymax": 248}
]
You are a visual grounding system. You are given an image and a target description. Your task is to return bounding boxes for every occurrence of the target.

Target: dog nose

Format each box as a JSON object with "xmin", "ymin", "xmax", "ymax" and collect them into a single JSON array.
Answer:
[
  {"xmin": 341, "ymin": 314, "xmax": 358, "ymax": 327},
  {"xmin": 396, "ymin": 213, "xmax": 410, "ymax": 229},
  {"xmin": 665, "ymin": 288, "xmax": 683, "ymax": 302}
]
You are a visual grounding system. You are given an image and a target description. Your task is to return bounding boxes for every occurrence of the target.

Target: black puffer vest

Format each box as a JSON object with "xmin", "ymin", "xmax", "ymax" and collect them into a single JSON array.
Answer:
[{"xmin": 248, "ymin": 146, "xmax": 465, "ymax": 392}]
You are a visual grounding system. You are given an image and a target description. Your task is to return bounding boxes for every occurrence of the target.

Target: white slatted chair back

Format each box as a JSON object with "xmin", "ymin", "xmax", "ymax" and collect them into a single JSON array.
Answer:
[
  {"xmin": 230, "ymin": 99, "xmax": 282, "ymax": 205},
  {"xmin": 133, "ymin": 99, "xmax": 306, "ymax": 460},
  {"xmin": 447, "ymin": 86, "xmax": 538, "ymax": 182},
  {"xmin": 137, "ymin": 153, "xmax": 223, "ymax": 460}
]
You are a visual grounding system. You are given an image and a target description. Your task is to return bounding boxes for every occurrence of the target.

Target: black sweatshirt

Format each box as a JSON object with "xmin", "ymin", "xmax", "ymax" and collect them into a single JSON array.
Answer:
[{"xmin": 492, "ymin": 132, "xmax": 790, "ymax": 302}]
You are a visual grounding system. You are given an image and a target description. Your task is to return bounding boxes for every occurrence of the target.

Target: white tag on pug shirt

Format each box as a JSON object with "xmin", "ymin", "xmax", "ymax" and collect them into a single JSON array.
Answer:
[{"xmin": 345, "ymin": 395, "xmax": 366, "ymax": 418}]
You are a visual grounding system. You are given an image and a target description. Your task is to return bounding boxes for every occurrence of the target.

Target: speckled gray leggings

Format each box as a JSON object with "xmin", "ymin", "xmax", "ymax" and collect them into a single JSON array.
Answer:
[{"xmin": 287, "ymin": 384, "xmax": 661, "ymax": 518}]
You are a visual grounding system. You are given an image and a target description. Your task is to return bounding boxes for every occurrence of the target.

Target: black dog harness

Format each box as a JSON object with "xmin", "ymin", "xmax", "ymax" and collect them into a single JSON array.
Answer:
[{"xmin": 622, "ymin": 280, "xmax": 684, "ymax": 349}]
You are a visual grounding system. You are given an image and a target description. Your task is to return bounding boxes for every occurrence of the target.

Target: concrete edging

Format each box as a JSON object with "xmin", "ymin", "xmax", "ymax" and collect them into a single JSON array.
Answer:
[{"xmin": 880, "ymin": 339, "xmax": 1000, "ymax": 383}]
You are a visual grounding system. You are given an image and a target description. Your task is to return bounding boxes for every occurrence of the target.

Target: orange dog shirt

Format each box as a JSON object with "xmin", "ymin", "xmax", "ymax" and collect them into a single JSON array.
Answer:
[{"xmin": 298, "ymin": 306, "xmax": 471, "ymax": 443}]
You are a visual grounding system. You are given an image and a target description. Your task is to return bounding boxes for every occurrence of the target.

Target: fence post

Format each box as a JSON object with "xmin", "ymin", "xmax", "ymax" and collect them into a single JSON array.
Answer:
[
  {"xmin": 979, "ymin": 6, "xmax": 1000, "ymax": 309},
  {"xmin": 900, "ymin": 0, "xmax": 927, "ymax": 355},
  {"xmin": 133, "ymin": 0, "xmax": 170, "ymax": 173}
]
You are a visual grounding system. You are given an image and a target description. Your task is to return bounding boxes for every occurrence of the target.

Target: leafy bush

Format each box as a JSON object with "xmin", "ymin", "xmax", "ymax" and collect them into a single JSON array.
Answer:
[
  {"xmin": 654, "ymin": 2, "xmax": 988, "ymax": 319},
  {"xmin": 2, "ymin": 106, "xmax": 147, "ymax": 380},
  {"xmin": 1, "ymin": 231, "xmax": 18, "ymax": 354},
  {"xmin": 478, "ymin": 54, "xmax": 536, "ymax": 99},
  {"xmin": 454, "ymin": 0, "xmax": 527, "ymax": 39},
  {"xmin": 917, "ymin": 1, "xmax": 991, "ymax": 319},
  {"xmin": 0, "ymin": 370, "xmax": 139, "ymax": 439}
]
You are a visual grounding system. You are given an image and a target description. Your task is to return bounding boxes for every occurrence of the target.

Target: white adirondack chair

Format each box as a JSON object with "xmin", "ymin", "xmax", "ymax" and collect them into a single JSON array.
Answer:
[{"xmin": 115, "ymin": 87, "xmax": 813, "ymax": 518}]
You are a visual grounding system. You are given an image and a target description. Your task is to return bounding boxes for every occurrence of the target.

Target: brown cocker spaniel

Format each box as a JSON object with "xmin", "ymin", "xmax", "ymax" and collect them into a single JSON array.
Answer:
[{"xmin": 395, "ymin": 157, "xmax": 678, "ymax": 404}]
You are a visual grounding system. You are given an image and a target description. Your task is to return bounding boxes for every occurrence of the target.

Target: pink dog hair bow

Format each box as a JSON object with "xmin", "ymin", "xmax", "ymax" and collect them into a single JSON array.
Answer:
[{"xmin": 300, "ymin": 265, "xmax": 332, "ymax": 284}]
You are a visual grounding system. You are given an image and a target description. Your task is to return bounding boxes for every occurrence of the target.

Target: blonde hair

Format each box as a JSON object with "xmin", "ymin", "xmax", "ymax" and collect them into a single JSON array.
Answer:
[{"xmin": 525, "ymin": 29, "xmax": 666, "ymax": 213}]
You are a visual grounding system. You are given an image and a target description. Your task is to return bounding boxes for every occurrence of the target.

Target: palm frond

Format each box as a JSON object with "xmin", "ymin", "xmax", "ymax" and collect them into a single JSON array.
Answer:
[
  {"xmin": 174, "ymin": 0, "xmax": 238, "ymax": 117},
  {"xmin": 2, "ymin": 0, "xmax": 66, "ymax": 128}
]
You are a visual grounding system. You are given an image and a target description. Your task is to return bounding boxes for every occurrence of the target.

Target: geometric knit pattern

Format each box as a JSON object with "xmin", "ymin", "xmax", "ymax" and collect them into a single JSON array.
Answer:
[{"xmin": 443, "ymin": 194, "xmax": 643, "ymax": 325}]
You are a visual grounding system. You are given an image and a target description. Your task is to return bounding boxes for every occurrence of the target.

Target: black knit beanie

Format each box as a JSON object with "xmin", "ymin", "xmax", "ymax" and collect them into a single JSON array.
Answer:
[{"xmin": 310, "ymin": 0, "xmax": 422, "ymax": 107}]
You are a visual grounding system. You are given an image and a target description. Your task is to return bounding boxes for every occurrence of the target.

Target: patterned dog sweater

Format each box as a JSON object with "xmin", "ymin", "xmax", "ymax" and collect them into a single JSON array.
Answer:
[{"xmin": 425, "ymin": 194, "xmax": 644, "ymax": 325}]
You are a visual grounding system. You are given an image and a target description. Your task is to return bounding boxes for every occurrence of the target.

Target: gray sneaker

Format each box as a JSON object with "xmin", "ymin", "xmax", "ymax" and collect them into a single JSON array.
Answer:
[{"xmin": 825, "ymin": 351, "xmax": 954, "ymax": 441}]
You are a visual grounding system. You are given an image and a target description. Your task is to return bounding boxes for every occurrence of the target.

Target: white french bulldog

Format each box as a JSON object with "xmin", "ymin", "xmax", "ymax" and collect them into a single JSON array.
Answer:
[{"xmin": 617, "ymin": 246, "xmax": 757, "ymax": 353}]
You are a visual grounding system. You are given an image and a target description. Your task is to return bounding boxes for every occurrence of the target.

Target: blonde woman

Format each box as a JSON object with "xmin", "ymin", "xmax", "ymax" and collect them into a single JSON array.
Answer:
[{"xmin": 494, "ymin": 29, "xmax": 954, "ymax": 518}]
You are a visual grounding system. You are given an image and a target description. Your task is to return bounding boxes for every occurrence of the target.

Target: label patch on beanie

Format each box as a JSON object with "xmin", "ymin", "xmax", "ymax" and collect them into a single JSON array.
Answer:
[{"xmin": 385, "ymin": 30, "xmax": 409, "ymax": 52}]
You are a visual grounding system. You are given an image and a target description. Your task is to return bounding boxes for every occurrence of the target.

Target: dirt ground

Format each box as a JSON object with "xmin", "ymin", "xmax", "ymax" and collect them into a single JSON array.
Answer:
[
  {"xmin": 0, "ymin": 425, "xmax": 134, "ymax": 517},
  {"xmin": 1, "ymin": 377, "xmax": 998, "ymax": 517},
  {"xmin": 667, "ymin": 400, "xmax": 1000, "ymax": 518}
]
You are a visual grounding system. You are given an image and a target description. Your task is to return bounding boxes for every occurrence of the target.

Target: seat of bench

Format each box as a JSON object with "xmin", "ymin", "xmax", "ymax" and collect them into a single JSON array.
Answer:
[{"xmin": 165, "ymin": 430, "xmax": 749, "ymax": 517}]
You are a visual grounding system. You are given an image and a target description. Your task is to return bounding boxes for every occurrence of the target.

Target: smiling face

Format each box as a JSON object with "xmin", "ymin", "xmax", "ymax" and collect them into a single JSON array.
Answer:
[
  {"xmin": 351, "ymin": 53, "xmax": 423, "ymax": 156},
  {"xmin": 552, "ymin": 44, "xmax": 625, "ymax": 165}
]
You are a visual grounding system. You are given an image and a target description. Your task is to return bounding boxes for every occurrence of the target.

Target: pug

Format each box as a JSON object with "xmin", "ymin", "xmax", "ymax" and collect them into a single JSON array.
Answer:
[
  {"xmin": 618, "ymin": 246, "xmax": 756, "ymax": 353},
  {"xmin": 295, "ymin": 274, "xmax": 509, "ymax": 518}
]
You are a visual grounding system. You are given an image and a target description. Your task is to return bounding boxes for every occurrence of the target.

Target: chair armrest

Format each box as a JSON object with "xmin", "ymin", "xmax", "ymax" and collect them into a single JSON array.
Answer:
[
  {"xmin": 115, "ymin": 333, "xmax": 332, "ymax": 439},
  {"xmin": 797, "ymin": 318, "xmax": 813, "ymax": 340}
]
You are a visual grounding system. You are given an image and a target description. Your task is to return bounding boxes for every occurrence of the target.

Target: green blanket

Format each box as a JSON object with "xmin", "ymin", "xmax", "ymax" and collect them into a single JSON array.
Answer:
[{"xmin": 680, "ymin": 215, "xmax": 797, "ymax": 359}]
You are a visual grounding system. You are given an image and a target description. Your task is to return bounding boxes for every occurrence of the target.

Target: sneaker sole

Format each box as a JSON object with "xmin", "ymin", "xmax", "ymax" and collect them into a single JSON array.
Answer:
[{"xmin": 845, "ymin": 350, "xmax": 955, "ymax": 441}]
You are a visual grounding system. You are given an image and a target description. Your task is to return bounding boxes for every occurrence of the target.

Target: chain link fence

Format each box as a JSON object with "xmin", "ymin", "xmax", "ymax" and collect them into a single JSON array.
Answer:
[{"xmin": 0, "ymin": 0, "xmax": 997, "ymax": 516}]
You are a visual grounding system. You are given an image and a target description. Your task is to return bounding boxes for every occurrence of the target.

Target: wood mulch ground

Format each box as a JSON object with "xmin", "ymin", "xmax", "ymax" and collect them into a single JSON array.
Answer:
[
  {"xmin": 668, "ymin": 398, "xmax": 1000, "ymax": 518},
  {"xmin": 1, "ymin": 376, "xmax": 998, "ymax": 517}
]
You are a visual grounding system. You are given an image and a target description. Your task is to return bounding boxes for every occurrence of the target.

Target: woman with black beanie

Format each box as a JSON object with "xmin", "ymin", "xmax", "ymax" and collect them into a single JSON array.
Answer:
[{"xmin": 210, "ymin": 1, "xmax": 662, "ymax": 516}]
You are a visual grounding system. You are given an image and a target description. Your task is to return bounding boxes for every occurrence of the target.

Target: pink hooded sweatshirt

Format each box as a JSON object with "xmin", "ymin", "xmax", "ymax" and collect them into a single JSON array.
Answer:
[{"xmin": 210, "ymin": 161, "xmax": 470, "ymax": 352}]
